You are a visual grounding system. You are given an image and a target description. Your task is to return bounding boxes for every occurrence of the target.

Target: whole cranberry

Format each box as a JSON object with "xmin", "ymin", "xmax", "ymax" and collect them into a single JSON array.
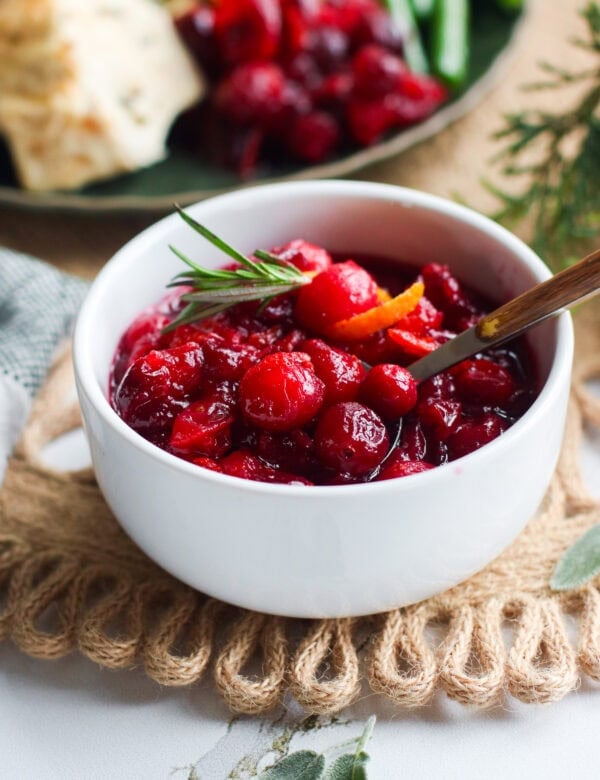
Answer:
[
  {"xmin": 352, "ymin": 6, "xmax": 404, "ymax": 52},
  {"xmin": 170, "ymin": 397, "xmax": 235, "ymax": 458},
  {"xmin": 115, "ymin": 343, "xmax": 203, "ymax": 433},
  {"xmin": 346, "ymin": 94, "xmax": 396, "ymax": 145},
  {"xmin": 377, "ymin": 459, "xmax": 433, "ymax": 481},
  {"xmin": 360, "ymin": 364, "xmax": 418, "ymax": 420},
  {"xmin": 284, "ymin": 52, "xmax": 322, "ymax": 90},
  {"xmin": 398, "ymin": 418, "xmax": 427, "ymax": 461},
  {"xmin": 220, "ymin": 449, "xmax": 313, "ymax": 484},
  {"xmin": 271, "ymin": 239, "xmax": 333, "ymax": 274},
  {"xmin": 418, "ymin": 371, "xmax": 456, "ymax": 402},
  {"xmin": 256, "ymin": 428, "xmax": 316, "ymax": 473},
  {"xmin": 301, "ymin": 338, "xmax": 366, "ymax": 403},
  {"xmin": 214, "ymin": 0, "xmax": 281, "ymax": 66},
  {"xmin": 295, "ymin": 260, "xmax": 378, "ymax": 336},
  {"xmin": 174, "ymin": 6, "xmax": 220, "ymax": 76},
  {"xmin": 203, "ymin": 338, "xmax": 261, "ymax": 381},
  {"xmin": 448, "ymin": 413, "xmax": 506, "ymax": 460},
  {"xmin": 418, "ymin": 398, "xmax": 462, "ymax": 441},
  {"xmin": 271, "ymin": 80, "xmax": 312, "ymax": 132},
  {"xmin": 227, "ymin": 126, "xmax": 265, "ymax": 179},
  {"xmin": 453, "ymin": 359, "xmax": 516, "ymax": 406},
  {"xmin": 215, "ymin": 63, "xmax": 286, "ymax": 127},
  {"xmin": 239, "ymin": 351, "xmax": 325, "ymax": 431},
  {"xmin": 315, "ymin": 401, "xmax": 389, "ymax": 476},
  {"xmin": 420, "ymin": 263, "xmax": 477, "ymax": 324},
  {"xmin": 394, "ymin": 296, "xmax": 444, "ymax": 335},
  {"xmin": 307, "ymin": 25, "xmax": 349, "ymax": 72},
  {"xmin": 312, "ymin": 72, "xmax": 354, "ymax": 111},
  {"xmin": 288, "ymin": 111, "xmax": 340, "ymax": 163},
  {"xmin": 352, "ymin": 44, "xmax": 406, "ymax": 98}
]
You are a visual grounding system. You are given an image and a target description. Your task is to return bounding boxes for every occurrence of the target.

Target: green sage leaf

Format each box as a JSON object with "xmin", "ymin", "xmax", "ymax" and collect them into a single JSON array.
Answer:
[
  {"xmin": 551, "ymin": 524, "xmax": 600, "ymax": 591},
  {"xmin": 259, "ymin": 750, "xmax": 325, "ymax": 780},
  {"xmin": 323, "ymin": 751, "xmax": 370, "ymax": 780}
]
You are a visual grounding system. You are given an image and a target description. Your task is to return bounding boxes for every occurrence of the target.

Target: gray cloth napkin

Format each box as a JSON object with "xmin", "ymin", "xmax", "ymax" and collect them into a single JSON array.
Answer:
[{"xmin": 0, "ymin": 248, "xmax": 88, "ymax": 479}]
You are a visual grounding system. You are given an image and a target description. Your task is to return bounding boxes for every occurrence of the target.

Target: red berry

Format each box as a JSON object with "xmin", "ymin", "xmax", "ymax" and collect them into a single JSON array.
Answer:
[
  {"xmin": 352, "ymin": 44, "xmax": 406, "ymax": 98},
  {"xmin": 239, "ymin": 351, "xmax": 325, "ymax": 431},
  {"xmin": 288, "ymin": 111, "xmax": 340, "ymax": 163},
  {"xmin": 174, "ymin": 6, "xmax": 220, "ymax": 76},
  {"xmin": 398, "ymin": 72, "xmax": 447, "ymax": 103},
  {"xmin": 220, "ymin": 449, "xmax": 313, "ymax": 484},
  {"xmin": 170, "ymin": 397, "xmax": 235, "ymax": 458},
  {"xmin": 395, "ymin": 296, "xmax": 443, "ymax": 335},
  {"xmin": 361, "ymin": 364, "xmax": 418, "ymax": 420},
  {"xmin": 307, "ymin": 25, "xmax": 349, "ymax": 72},
  {"xmin": 203, "ymin": 338, "xmax": 261, "ymax": 381},
  {"xmin": 421, "ymin": 263, "xmax": 477, "ymax": 324},
  {"xmin": 122, "ymin": 310, "xmax": 169, "ymax": 357},
  {"xmin": 112, "ymin": 310, "xmax": 170, "ymax": 385},
  {"xmin": 215, "ymin": 63, "xmax": 285, "ymax": 127},
  {"xmin": 301, "ymin": 338, "xmax": 366, "ymax": 403},
  {"xmin": 418, "ymin": 398, "xmax": 462, "ymax": 441},
  {"xmin": 256, "ymin": 428, "xmax": 317, "ymax": 473},
  {"xmin": 448, "ymin": 413, "xmax": 506, "ymax": 460},
  {"xmin": 271, "ymin": 239, "xmax": 333, "ymax": 274},
  {"xmin": 315, "ymin": 401, "xmax": 389, "ymax": 476},
  {"xmin": 346, "ymin": 94, "xmax": 396, "ymax": 145},
  {"xmin": 453, "ymin": 359, "xmax": 516, "ymax": 406},
  {"xmin": 115, "ymin": 343, "xmax": 203, "ymax": 433},
  {"xmin": 398, "ymin": 418, "xmax": 427, "ymax": 461},
  {"xmin": 352, "ymin": 6, "xmax": 403, "ymax": 51},
  {"xmin": 214, "ymin": 0, "xmax": 281, "ymax": 66},
  {"xmin": 295, "ymin": 260, "xmax": 378, "ymax": 335},
  {"xmin": 387, "ymin": 328, "xmax": 437, "ymax": 358},
  {"xmin": 312, "ymin": 72, "xmax": 354, "ymax": 111},
  {"xmin": 193, "ymin": 456, "xmax": 223, "ymax": 473},
  {"xmin": 418, "ymin": 371, "xmax": 456, "ymax": 402},
  {"xmin": 285, "ymin": 52, "xmax": 322, "ymax": 89},
  {"xmin": 229, "ymin": 126, "xmax": 265, "ymax": 179},
  {"xmin": 377, "ymin": 459, "xmax": 433, "ymax": 481}
]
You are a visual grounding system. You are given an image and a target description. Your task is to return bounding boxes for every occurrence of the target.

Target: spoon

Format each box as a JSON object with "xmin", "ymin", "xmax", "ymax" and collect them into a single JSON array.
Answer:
[
  {"xmin": 369, "ymin": 247, "xmax": 600, "ymax": 479},
  {"xmin": 409, "ymin": 247, "xmax": 600, "ymax": 381}
]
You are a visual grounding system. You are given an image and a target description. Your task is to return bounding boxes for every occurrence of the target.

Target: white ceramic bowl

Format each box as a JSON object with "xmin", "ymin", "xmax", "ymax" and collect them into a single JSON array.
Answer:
[{"xmin": 74, "ymin": 181, "xmax": 573, "ymax": 618}]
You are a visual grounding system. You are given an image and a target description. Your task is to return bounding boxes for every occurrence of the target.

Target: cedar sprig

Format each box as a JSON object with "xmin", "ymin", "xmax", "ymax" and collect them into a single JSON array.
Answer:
[
  {"xmin": 162, "ymin": 206, "xmax": 310, "ymax": 333},
  {"xmin": 485, "ymin": 2, "xmax": 600, "ymax": 271}
]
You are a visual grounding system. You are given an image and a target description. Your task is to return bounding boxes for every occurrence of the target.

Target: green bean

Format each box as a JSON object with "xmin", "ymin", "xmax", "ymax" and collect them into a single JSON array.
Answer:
[
  {"xmin": 382, "ymin": 0, "xmax": 429, "ymax": 73},
  {"xmin": 409, "ymin": 0, "xmax": 435, "ymax": 20},
  {"xmin": 432, "ymin": 0, "xmax": 470, "ymax": 89}
]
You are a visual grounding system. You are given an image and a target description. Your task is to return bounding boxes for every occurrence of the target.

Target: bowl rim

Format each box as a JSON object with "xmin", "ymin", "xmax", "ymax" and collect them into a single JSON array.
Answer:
[{"xmin": 73, "ymin": 179, "xmax": 574, "ymax": 498}]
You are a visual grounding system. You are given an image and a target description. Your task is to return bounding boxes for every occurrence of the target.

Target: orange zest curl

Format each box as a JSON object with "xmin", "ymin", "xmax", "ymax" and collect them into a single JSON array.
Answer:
[{"xmin": 329, "ymin": 281, "xmax": 424, "ymax": 340}]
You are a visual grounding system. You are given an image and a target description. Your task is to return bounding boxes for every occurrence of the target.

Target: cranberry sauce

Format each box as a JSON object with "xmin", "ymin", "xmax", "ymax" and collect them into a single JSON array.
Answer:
[
  {"xmin": 171, "ymin": 0, "xmax": 447, "ymax": 177},
  {"xmin": 110, "ymin": 243, "xmax": 537, "ymax": 486}
]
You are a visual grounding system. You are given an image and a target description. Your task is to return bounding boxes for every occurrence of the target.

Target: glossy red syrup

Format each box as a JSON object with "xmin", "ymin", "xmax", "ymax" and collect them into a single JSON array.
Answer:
[{"xmin": 110, "ymin": 243, "xmax": 537, "ymax": 486}]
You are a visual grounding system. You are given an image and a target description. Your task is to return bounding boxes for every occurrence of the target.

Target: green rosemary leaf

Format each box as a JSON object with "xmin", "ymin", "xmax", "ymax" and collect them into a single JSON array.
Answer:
[
  {"xmin": 485, "ymin": 2, "xmax": 600, "ymax": 272},
  {"xmin": 182, "ymin": 282, "xmax": 301, "ymax": 303},
  {"xmin": 174, "ymin": 204, "xmax": 262, "ymax": 272},
  {"xmin": 162, "ymin": 208, "xmax": 313, "ymax": 332}
]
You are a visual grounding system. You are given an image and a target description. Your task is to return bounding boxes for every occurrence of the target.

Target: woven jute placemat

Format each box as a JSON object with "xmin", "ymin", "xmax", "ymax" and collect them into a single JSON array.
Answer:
[
  {"xmin": 2, "ymin": 0, "xmax": 599, "ymax": 716},
  {"xmin": 0, "ymin": 307, "xmax": 598, "ymax": 716}
]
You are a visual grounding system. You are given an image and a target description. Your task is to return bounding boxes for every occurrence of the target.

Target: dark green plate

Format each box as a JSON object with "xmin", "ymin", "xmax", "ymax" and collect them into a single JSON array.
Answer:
[{"xmin": 0, "ymin": 4, "xmax": 526, "ymax": 214}]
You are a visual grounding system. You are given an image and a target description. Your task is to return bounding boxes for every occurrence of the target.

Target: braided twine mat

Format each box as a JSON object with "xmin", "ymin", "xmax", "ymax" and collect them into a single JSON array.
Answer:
[
  {"xmin": 2, "ymin": 0, "xmax": 600, "ymax": 717},
  {"xmin": 0, "ymin": 304, "xmax": 599, "ymax": 715}
]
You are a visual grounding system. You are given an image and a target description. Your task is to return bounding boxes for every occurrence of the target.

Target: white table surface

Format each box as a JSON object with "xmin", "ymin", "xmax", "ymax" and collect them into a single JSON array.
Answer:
[{"xmin": 1, "ymin": 426, "xmax": 599, "ymax": 780}]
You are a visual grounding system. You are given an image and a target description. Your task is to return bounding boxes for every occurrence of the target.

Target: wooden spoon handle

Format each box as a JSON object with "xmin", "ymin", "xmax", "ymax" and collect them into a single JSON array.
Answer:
[{"xmin": 476, "ymin": 248, "xmax": 600, "ymax": 341}]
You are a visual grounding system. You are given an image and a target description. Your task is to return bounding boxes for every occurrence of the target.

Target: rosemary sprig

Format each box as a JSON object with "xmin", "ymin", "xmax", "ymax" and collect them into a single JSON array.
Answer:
[
  {"xmin": 162, "ymin": 206, "xmax": 311, "ymax": 333},
  {"xmin": 485, "ymin": 2, "xmax": 600, "ymax": 272}
]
